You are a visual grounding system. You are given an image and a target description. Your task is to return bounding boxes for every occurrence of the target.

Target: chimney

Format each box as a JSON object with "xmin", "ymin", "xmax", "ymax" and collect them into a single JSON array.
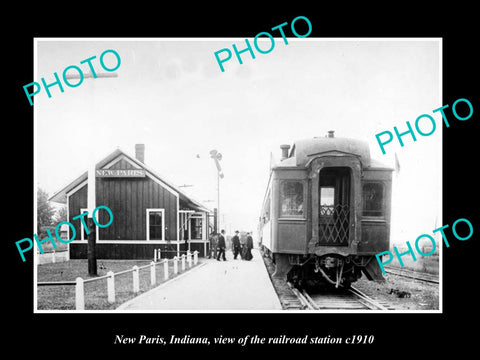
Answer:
[
  {"xmin": 280, "ymin": 144, "xmax": 291, "ymax": 160},
  {"xmin": 135, "ymin": 144, "xmax": 145, "ymax": 163},
  {"xmin": 327, "ymin": 130, "xmax": 335, "ymax": 138}
]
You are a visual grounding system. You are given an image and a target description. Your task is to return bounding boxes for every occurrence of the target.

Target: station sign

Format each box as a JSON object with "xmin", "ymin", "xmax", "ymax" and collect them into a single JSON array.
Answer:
[{"xmin": 96, "ymin": 169, "xmax": 146, "ymax": 177}]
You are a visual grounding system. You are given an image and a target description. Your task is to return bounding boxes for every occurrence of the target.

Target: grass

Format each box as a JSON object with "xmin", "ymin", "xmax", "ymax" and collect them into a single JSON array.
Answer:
[
  {"xmin": 37, "ymin": 258, "xmax": 200, "ymax": 310},
  {"xmin": 355, "ymin": 273, "xmax": 439, "ymax": 310},
  {"xmin": 388, "ymin": 247, "xmax": 439, "ymax": 275},
  {"xmin": 35, "ymin": 238, "xmax": 69, "ymax": 253}
]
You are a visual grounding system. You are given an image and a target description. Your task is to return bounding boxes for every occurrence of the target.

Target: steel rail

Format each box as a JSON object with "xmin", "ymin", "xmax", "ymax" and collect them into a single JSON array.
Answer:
[
  {"xmin": 291, "ymin": 285, "xmax": 390, "ymax": 311},
  {"xmin": 384, "ymin": 266, "xmax": 439, "ymax": 284},
  {"xmin": 348, "ymin": 286, "xmax": 389, "ymax": 310},
  {"xmin": 287, "ymin": 283, "xmax": 316, "ymax": 310}
]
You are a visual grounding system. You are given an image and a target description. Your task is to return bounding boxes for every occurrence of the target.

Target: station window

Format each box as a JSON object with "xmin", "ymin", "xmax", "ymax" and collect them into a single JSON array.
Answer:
[
  {"xmin": 280, "ymin": 181, "xmax": 304, "ymax": 217},
  {"xmin": 190, "ymin": 217, "xmax": 203, "ymax": 240},
  {"xmin": 362, "ymin": 183, "xmax": 384, "ymax": 217},
  {"xmin": 80, "ymin": 208, "xmax": 88, "ymax": 240},
  {"xmin": 147, "ymin": 209, "xmax": 165, "ymax": 240}
]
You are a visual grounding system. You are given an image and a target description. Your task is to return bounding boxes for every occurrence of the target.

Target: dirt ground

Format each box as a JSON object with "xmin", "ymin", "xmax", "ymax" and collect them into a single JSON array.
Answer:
[{"xmin": 354, "ymin": 272, "xmax": 439, "ymax": 311}]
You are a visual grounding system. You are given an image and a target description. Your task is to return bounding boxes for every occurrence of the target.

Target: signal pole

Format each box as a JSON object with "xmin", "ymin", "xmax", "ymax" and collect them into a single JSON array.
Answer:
[{"xmin": 210, "ymin": 150, "xmax": 224, "ymax": 232}]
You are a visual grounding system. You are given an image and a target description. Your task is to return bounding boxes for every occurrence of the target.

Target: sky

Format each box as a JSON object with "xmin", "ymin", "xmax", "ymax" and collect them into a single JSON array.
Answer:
[{"xmin": 35, "ymin": 38, "xmax": 441, "ymax": 243}]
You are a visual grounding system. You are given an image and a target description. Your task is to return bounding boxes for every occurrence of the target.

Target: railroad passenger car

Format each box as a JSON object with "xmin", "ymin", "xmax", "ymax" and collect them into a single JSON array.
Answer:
[{"xmin": 258, "ymin": 131, "xmax": 393, "ymax": 287}]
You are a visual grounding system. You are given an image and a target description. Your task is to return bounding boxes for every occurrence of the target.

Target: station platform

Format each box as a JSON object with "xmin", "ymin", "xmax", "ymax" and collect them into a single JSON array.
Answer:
[{"xmin": 117, "ymin": 248, "xmax": 282, "ymax": 311}]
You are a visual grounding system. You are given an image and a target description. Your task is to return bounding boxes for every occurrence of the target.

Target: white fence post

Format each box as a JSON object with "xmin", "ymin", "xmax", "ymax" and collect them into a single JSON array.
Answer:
[
  {"xmin": 75, "ymin": 277, "xmax": 84, "ymax": 310},
  {"xmin": 157, "ymin": 248, "xmax": 161, "ymax": 260},
  {"xmin": 150, "ymin": 261, "xmax": 156, "ymax": 286},
  {"xmin": 132, "ymin": 265, "xmax": 139, "ymax": 293},
  {"xmin": 107, "ymin": 271, "xmax": 115, "ymax": 303},
  {"xmin": 173, "ymin": 256, "xmax": 178, "ymax": 274},
  {"xmin": 154, "ymin": 249, "xmax": 158, "ymax": 262},
  {"xmin": 187, "ymin": 251, "xmax": 192, "ymax": 268},
  {"xmin": 181, "ymin": 254, "xmax": 186, "ymax": 271},
  {"xmin": 164, "ymin": 259, "xmax": 169, "ymax": 280},
  {"xmin": 194, "ymin": 250, "xmax": 198, "ymax": 265}
]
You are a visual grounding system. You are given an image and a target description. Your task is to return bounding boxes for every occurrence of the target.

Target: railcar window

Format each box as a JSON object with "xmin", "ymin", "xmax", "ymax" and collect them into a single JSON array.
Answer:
[
  {"xmin": 320, "ymin": 187, "xmax": 335, "ymax": 216},
  {"xmin": 363, "ymin": 183, "xmax": 384, "ymax": 217},
  {"xmin": 280, "ymin": 181, "xmax": 304, "ymax": 216},
  {"xmin": 320, "ymin": 187, "xmax": 335, "ymax": 206}
]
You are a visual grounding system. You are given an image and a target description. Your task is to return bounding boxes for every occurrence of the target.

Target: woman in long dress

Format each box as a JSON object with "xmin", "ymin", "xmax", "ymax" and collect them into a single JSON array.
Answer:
[{"xmin": 245, "ymin": 232, "xmax": 254, "ymax": 261}]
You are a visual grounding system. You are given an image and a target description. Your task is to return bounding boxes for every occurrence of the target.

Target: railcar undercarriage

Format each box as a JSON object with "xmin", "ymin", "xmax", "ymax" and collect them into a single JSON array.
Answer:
[{"xmin": 265, "ymin": 249, "xmax": 385, "ymax": 289}]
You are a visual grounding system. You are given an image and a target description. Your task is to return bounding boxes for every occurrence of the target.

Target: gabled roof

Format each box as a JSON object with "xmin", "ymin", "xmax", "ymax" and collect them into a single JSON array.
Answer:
[{"xmin": 48, "ymin": 147, "xmax": 212, "ymax": 213}]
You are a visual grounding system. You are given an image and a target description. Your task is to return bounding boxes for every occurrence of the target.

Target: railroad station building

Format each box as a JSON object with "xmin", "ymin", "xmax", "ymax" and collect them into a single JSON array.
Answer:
[{"xmin": 49, "ymin": 144, "xmax": 212, "ymax": 259}]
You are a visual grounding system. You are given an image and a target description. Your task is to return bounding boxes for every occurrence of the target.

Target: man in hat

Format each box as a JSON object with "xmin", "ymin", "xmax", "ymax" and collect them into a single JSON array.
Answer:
[
  {"xmin": 216, "ymin": 229, "xmax": 227, "ymax": 261},
  {"xmin": 231, "ymin": 230, "xmax": 241, "ymax": 259}
]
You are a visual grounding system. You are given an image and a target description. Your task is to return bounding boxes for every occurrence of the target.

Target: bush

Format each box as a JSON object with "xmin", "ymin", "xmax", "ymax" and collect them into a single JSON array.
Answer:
[{"xmin": 36, "ymin": 225, "xmax": 69, "ymax": 253}]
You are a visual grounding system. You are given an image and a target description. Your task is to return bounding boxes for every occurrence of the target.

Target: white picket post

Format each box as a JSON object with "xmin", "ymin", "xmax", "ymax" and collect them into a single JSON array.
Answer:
[
  {"xmin": 150, "ymin": 261, "xmax": 156, "ymax": 286},
  {"xmin": 173, "ymin": 256, "xmax": 178, "ymax": 274},
  {"xmin": 75, "ymin": 277, "xmax": 84, "ymax": 310},
  {"xmin": 187, "ymin": 251, "xmax": 192, "ymax": 268},
  {"xmin": 164, "ymin": 259, "xmax": 169, "ymax": 280},
  {"xmin": 132, "ymin": 265, "xmax": 139, "ymax": 293},
  {"xmin": 107, "ymin": 271, "xmax": 115, "ymax": 303},
  {"xmin": 154, "ymin": 249, "xmax": 158, "ymax": 262},
  {"xmin": 194, "ymin": 250, "xmax": 198, "ymax": 265},
  {"xmin": 181, "ymin": 254, "xmax": 186, "ymax": 271}
]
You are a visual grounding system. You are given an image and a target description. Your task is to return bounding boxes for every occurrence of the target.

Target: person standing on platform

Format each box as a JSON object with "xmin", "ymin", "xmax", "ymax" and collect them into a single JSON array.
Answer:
[
  {"xmin": 239, "ymin": 232, "xmax": 246, "ymax": 260},
  {"xmin": 216, "ymin": 229, "xmax": 227, "ymax": 261},
  {"xmin": 231, "ymin": 230, "xmax": 241, "ymax": 259},
  {"xmin": 208, "ymin": 231, "xmax": 217, "ymax": 259},
  {"xmin": 245, "ymin": 232, "xmax": 254, "ymax": 261}
]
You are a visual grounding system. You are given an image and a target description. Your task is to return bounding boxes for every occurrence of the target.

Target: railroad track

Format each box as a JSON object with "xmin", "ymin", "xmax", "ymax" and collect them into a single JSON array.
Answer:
[
  {"xmin": 384, "ymin": 266, "xmax": 439, "ymax": 284},
  {"xmin": 262, "ymin": 250, "xmax": 393, "ymax": 310},
  {"xmin": 262, "ymin": 254, "xmax": 307, "ymax": 309},
  {"xmin": 294, "ymin": 285, "xmax": 392, "ymax": 311}
]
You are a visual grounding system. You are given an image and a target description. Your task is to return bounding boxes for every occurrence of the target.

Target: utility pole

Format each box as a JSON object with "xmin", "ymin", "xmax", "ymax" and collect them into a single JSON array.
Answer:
[
  {"xmin": 87, "ymin": 165, "xmax": 97, "ymax": 276},
  {"xmin": 68, "ymin": 71, "xmax": 118, "ymax": 276}
]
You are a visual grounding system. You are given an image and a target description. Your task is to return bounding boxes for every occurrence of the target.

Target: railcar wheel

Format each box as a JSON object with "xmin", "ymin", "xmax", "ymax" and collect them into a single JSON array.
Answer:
[{"xmin": 287, "ymin": 265, "xmax": 302, "ymax": 288}]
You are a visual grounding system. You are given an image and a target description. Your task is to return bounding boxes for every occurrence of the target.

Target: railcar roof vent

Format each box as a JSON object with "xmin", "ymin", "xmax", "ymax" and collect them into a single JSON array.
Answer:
[{"xmin": 327, "ymin": 130, "xmax": 335, "ymax": 138}]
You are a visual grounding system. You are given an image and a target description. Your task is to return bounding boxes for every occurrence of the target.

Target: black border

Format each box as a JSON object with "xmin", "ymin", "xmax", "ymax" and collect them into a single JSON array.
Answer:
[{"xmin": 6, "ymin": 5, "xmax": 479, "ymax": 355}]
